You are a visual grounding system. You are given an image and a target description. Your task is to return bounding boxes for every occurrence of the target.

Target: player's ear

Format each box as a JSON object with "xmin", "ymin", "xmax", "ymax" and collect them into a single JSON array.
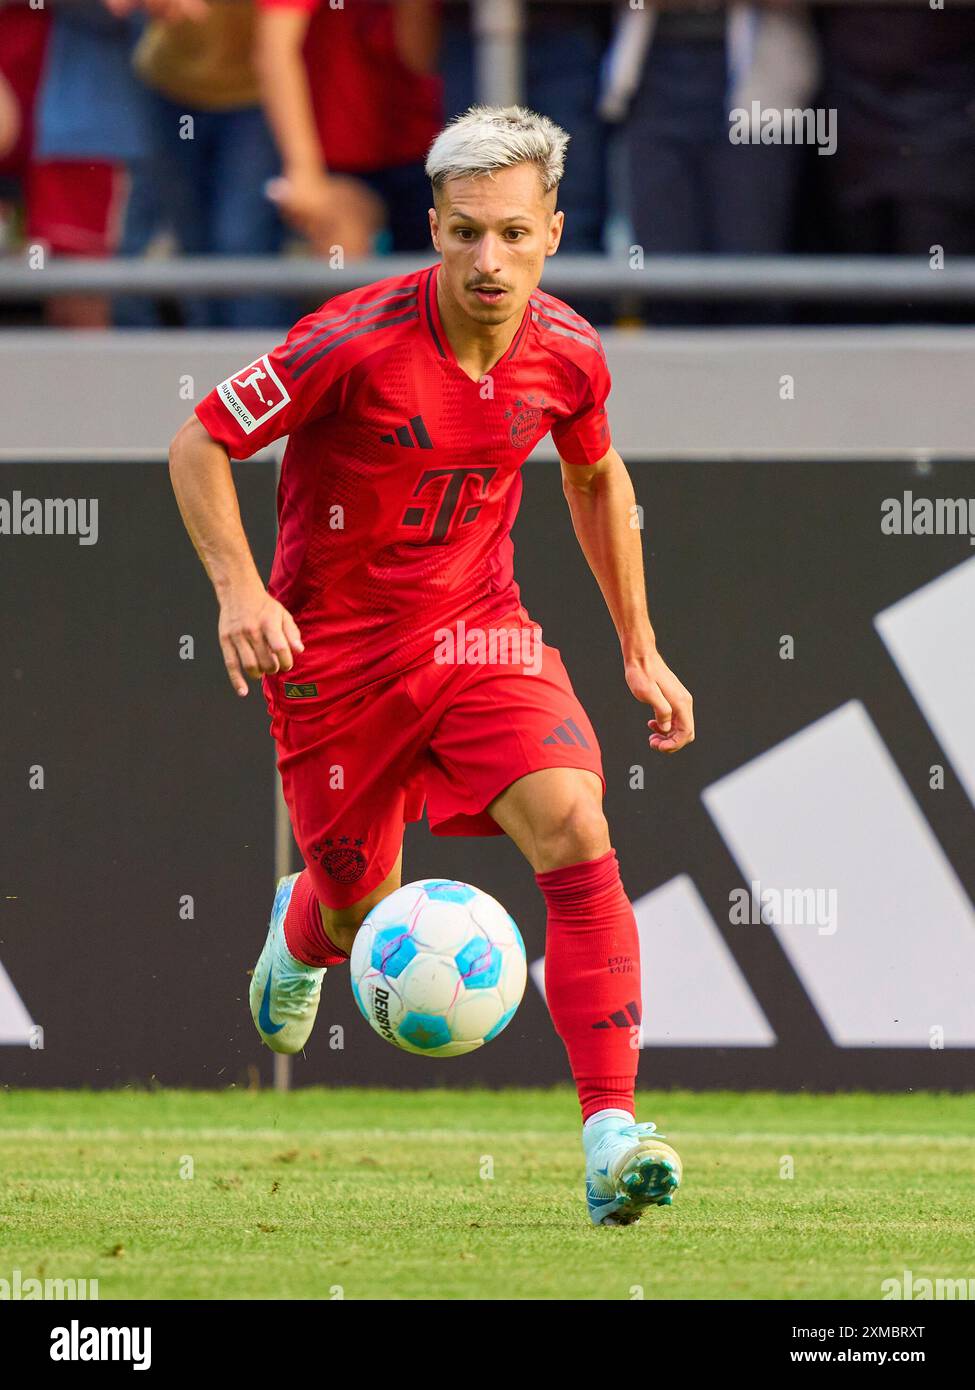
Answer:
[
  {"xmin": 547, "ymin": 209, "xmax": 565, "ymax": 257},
  {"xmin": 429, "ymin": 206, "xmax": 441, "ymax": 251}
]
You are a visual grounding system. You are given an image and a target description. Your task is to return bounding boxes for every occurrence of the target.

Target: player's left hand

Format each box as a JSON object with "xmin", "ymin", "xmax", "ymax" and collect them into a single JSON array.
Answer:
[{"xmin": 624, "ymin": 649, "xmax": 695, "ymax": 754}]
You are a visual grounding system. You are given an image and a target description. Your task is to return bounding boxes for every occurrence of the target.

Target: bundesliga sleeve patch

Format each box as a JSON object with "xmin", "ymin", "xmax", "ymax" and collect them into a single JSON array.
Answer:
[{"xmin": 215, "ymin": 355, "xmax": 290, "ymax": 434}]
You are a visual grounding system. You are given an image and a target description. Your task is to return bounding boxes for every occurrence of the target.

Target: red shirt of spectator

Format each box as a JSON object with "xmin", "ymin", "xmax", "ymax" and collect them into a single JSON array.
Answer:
[
  {"xmin": 0, "ymin": 8, "xmax": 50, "ymax": 176},
  {"xmin": 258, "ymin": 0, "xmax": 442, "ymax": 172}
]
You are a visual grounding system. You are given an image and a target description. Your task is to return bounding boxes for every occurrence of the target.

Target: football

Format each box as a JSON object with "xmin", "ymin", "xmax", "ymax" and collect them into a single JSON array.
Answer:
[{"xmin": 349, "ymin": 879, "xmax": 527, "ymax": 1056}]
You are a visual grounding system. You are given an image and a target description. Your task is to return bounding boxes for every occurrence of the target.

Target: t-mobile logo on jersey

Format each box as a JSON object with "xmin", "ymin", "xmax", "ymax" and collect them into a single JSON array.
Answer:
[
  {"xmin": 216, "ymin": 355, "xmax": 290, "ymax": 434},
  {"xmin": 400, "ymin": 466, "xmax": 498, "ymax": 544}
]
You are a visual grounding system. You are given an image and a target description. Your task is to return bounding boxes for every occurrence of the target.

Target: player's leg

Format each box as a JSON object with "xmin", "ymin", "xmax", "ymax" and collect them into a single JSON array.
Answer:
[
  {"xmin": 486, "ymin": 765, "xmax": 609, "ymax": 869},
  {"xmin": 488, "ymin": 767, "xmax": 641, "ymax": 1122},
  {"xmin": 251, "ymin": 674, "xmax": 426, "ymax": 1054},
  {"xmin": 288, "ymin": 850, "xmax": 403, "ymax": 960},
  {"xmin": 421, "ymin": 626, "xmax": 680, "ymax": 1222},
  {"xmin": 251, "ymin": 851, "xmax": 402, "ymax": 1055},
  {"xmin": 488, "ymin": 767, "xmax": 681, "ymax": 1223}
]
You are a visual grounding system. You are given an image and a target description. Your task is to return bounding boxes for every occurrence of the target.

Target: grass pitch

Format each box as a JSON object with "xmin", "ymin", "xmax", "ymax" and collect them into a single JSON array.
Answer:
[{"xmin": 1, "ymin": 1088, "xmax": 972, "ymax": 1300}]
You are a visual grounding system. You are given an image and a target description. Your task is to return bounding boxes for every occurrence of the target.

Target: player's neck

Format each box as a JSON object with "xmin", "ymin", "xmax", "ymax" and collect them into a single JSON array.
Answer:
[{"xmin": 435, "ymin": 267, "xmax": 524, "ymax": 382}]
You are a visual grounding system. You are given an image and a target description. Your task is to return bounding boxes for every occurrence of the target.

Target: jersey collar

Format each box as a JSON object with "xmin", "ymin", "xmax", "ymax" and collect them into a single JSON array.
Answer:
[{"xmin": 421, "ymin": 264, "xmax": 532, "ymax": 374}]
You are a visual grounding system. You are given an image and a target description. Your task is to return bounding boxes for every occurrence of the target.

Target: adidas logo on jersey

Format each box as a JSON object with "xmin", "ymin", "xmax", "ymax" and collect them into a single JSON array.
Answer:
[{"xmin": 380, "ymin": 415, "xmax": 434, "ymax": 449}]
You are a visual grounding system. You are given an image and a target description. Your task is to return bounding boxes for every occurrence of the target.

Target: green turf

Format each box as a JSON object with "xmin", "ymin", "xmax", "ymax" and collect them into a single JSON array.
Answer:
[{"xmin": 1, "ymin": 1087, "xmax": 973, "ymax": 1300}]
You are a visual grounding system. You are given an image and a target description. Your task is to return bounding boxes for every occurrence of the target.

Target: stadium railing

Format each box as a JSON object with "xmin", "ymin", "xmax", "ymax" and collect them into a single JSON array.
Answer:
[{"xmin": 2, "ymin": 255, "xmax": 975, "ymax": 302}]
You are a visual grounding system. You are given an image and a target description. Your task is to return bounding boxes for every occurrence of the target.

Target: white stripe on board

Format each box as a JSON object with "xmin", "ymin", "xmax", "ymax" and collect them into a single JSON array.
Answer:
[
  {"xmin": 0, "ymin": 958, "xmax": 34, "ymax": 1045},
  {"xmin": 704, "ymin": 700, "xmax": 975, "ymax": 1046},
  {"xmin": 876, "ymin": 556, "xmax": 975, "ymax": 812}
]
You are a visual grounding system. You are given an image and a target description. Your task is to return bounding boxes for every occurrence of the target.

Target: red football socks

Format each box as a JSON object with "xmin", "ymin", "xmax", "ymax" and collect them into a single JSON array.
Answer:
[
  {"xmin": 282, "ymin": 870, "xmax": 349, "ymax": 967},
  {"xmin": 536, "ymin": 849, "xmax": 641, "ymax": 1122}
]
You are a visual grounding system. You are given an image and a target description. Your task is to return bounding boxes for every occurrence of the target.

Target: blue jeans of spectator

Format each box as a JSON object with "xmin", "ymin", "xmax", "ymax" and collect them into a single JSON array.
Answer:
[
  {"xmin": 625, "ymin": 38, "xmax": 801, "ymax": 323},
  {"xmin": 442, "ymin": 2, "xmax": 610, "ymax": 254},
  {"xmin": 355, "ymin": 161, "xmax": 434, "ymax": 253},
  {"xmin": 116, "ymin": 96, "xmax": 290, "ymax": 329}
]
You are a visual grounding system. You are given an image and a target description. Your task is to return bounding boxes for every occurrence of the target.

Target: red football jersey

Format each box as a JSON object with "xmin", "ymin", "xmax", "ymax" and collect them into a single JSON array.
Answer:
[{"xmin": 195, "ymin": 263, "xmax": 612, "ymax": 702}]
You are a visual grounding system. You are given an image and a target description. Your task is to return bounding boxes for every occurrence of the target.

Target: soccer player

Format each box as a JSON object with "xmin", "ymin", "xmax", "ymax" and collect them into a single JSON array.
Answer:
[{"xmin": 169, "ymin": 105, "xmax": 694, "ymax": 1226}]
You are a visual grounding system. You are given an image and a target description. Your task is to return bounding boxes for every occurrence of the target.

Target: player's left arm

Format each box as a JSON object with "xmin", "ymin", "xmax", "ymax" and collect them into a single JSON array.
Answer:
[{"xmin": 560, "ymin": 446, "xmax": 694, "ymax": 755}]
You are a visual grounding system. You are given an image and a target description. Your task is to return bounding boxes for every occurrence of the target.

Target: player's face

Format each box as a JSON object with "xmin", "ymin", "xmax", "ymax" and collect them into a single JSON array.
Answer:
[{"xmin": 429, "ymin": 164, "xmax": 564, "ymax": 326}]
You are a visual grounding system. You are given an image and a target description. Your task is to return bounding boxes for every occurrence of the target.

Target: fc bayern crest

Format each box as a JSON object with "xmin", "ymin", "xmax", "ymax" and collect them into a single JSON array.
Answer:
[
  {"xmin": 312, "ymin": 837, "xmax": 368, "ymax": 883},
  {"xmin": 505, "ymin": 395, "xmax": 546, "ymax": 448}
]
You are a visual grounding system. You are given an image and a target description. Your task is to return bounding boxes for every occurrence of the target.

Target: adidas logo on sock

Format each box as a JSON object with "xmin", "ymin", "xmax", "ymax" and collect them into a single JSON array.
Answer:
[{"xmin": 592, "ymin": 1000, "xmax": 641, "ymax": 1030}]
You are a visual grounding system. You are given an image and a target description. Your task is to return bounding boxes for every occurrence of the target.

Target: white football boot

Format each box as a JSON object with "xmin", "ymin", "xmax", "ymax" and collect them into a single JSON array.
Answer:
[
  {"xmin": 584, "ymin": 1111, "xmax": 682, "ymax": 1226},
  {"xmin": 249, "ymin": 874, "xmax": 325, "ymax": 1054}
]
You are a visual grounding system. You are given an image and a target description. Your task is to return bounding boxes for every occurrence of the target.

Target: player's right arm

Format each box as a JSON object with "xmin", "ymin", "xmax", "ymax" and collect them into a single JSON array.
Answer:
[
  {"xmin": 169, "ymin": 304, "xmax": 349, "ymax": 695},
  {"xmin": 169, "ymin": 416, "xmax": 304, "ymax": 697}
]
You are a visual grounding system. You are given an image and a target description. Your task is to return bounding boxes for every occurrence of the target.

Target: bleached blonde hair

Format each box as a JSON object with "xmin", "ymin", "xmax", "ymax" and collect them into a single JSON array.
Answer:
[{"xmin": 425, "ymin": 105, "xmax": 569, "ymax": 198}]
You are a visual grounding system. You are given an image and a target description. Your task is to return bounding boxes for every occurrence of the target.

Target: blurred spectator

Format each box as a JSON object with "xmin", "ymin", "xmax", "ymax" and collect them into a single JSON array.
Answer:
[
  {"xmin": 442, "ymin": 0, "xmax": 613, "ymax": 323},
  {"xmin": 0, "ymin": 70, "xmax": 22, "ymax": 167},
  {"xmin": 0, "ymin": 6, "xmax": 49, "ymax": 261},
  {"xmin": 603, "ymin": 3, "xmax": 816, "ymax": 323},
  {"xmin": 254, "ymin": 0, "xmax": 442, "ymax": 255},
  {"xmin": 115, "ymin": 0, "xmax": 289, "ymax": 327},
  {"xmin": 25, "ymin": 4, "xmax": 150, "ymax": 326},
  {"xmin": 443, "ymin": 1, "xmax": 612, "ymax": 259},
  {"xmin": 816, "ymin": 5, "xmax": 975, "ymax": 260}
]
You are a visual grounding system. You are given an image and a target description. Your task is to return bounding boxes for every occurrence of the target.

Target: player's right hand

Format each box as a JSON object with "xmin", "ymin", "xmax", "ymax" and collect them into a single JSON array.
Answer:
[{"xmin": 218, "ymin": 582, "xmax": 304, "ymax": 697}]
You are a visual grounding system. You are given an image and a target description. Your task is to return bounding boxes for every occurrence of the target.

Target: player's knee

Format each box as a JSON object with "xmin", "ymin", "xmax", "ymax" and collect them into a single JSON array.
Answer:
[{"xmin": 534, "ymin": 794, "xmax": 610, "ymax": 872}]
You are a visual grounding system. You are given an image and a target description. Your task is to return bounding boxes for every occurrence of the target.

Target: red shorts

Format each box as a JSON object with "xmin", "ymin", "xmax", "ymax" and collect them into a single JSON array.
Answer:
[
  {"xmin": 263, "ymin": 618, "xmax": 605, "ymax": 909},
  {"xmin": 26, "ymin": 160, "xmax": 128, "ymax": 257}
]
